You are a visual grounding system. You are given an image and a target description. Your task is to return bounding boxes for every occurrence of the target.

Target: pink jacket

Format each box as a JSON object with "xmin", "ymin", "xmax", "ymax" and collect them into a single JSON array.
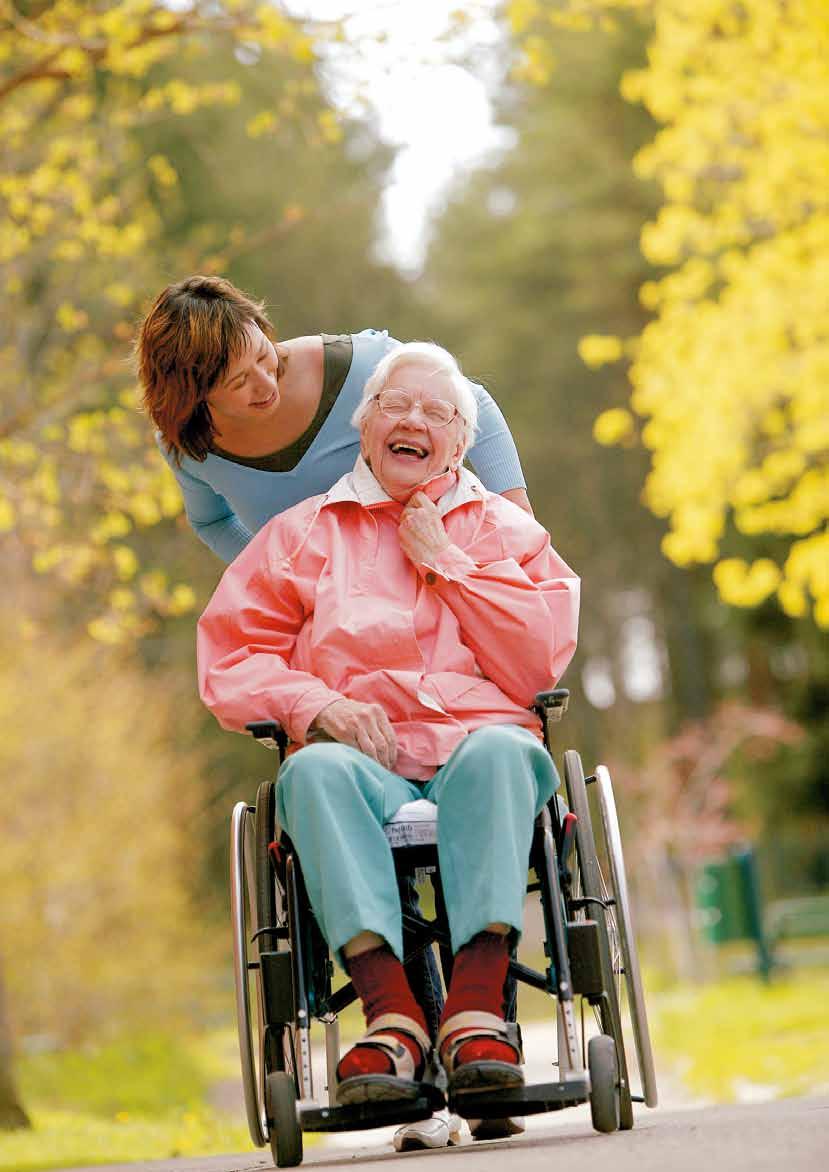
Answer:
[{"xmin": 198, "ymin": 460, "xmax": 580, "ymax": 779}]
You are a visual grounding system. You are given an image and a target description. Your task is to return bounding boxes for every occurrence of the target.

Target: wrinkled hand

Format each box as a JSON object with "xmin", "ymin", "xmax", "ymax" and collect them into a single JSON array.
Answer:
[
  {"xmin": 310, "ymin": 698, "xmax": 398, "ymax": 770},
  {"xmin": 399, "ymin": 492, "xmax": 451, "ymax": 566}
]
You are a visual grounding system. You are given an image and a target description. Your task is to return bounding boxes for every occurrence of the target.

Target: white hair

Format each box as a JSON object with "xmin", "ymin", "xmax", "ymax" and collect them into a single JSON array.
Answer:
[{"xmin": 351, "ymin": 341, "xmax": 478, "ymax": 457}]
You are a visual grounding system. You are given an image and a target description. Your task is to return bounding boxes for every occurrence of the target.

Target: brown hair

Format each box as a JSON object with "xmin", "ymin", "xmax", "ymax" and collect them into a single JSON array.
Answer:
[{"xmin": 136, "ymin": 275, "xmax": 274, "ymax": 462}]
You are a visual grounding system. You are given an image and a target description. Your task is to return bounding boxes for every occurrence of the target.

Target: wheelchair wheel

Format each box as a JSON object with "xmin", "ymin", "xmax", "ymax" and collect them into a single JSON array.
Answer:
[
  {"xmin": 230, "ymin": 799, "xmax": 268, "ymax": 1146},
  {"xmin": 594, "ymin": 766, "xmax": 658, "ymax": 1109},
  {"xmin": 266, "ymin": 1071, "xmax": 303, "ymax": 1167},
  {"xmin": 563, "ymin": 750, "xmax": 634, "ymax": 1130},
  {"xmin": 588, "ymin": 1034, "xmax": 620, "ymax": 1134}
]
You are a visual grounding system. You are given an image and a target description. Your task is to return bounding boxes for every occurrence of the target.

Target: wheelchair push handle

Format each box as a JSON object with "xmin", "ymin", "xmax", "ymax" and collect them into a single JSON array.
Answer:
[
  {"xmin": 533, "ymin": 688, "xmax": 570, "ymax": 722},
  {"xmin": 245, "ymin": 720, "xmax": 288, "ymax": 755}
]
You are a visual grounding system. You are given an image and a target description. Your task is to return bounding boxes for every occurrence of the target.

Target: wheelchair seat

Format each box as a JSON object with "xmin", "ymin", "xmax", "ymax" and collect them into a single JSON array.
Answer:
[{"xmin": 384, "ymin": 799, "xmax": 438, "ymax": 848}]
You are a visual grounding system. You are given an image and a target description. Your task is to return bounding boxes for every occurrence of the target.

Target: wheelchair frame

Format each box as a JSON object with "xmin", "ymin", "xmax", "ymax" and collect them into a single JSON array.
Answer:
[{"xmin": 229, "ymin": 689, "xmax": 657, "ymax": 1167}]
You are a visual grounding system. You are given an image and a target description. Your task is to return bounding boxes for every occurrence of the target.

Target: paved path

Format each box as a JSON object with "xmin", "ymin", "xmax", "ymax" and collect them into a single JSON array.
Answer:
[
  {"xmin": 52, "ymin": 1018, "xmax": 829, "ymax": 1172},
  {"xmin": 53, "ymin": 1097, "xmax": 829, "ymax": 1172}
]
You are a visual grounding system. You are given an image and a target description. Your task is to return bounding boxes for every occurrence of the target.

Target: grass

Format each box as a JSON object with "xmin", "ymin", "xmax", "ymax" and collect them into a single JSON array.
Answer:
[
  {"xmin": 650, "ymin": 968, "xmax": 829, "ymax": 1102},
  {"xmin": 2, "ymin": 1029, "xmax": 255, "ymax": 1172}
]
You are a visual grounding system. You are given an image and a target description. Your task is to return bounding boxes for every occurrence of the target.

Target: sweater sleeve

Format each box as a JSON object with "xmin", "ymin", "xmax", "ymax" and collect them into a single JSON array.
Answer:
[
  {"xmin": 155, "ymin": 436, "xmax": 252, "ymax": 564},
  {"xmin": 466, "ymin": 380, "xmax": 527, "ymax": 493},
  {"xmin": 376, "ymin": 334, "xmax": 526, "ymax": 494}
]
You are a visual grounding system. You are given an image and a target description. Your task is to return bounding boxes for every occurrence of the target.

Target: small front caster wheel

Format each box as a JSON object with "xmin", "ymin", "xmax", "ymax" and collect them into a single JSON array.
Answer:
[
  {"xmin": 588, "ymin": 1033, "xmax": 620, "ymax": 1134},
  {"xmin": 266, "ymin": 1071, "xmax": 303, "ymax": 1167}
]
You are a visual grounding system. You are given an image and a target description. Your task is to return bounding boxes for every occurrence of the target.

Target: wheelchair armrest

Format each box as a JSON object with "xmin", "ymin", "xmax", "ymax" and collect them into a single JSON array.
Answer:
[
  {"xmin": 533, "ymin": 688, "xmax": 570, "ymax": 722},
  {"xmin": 245, "ymin": 720, "xmax": 288, "ymax": 754}
]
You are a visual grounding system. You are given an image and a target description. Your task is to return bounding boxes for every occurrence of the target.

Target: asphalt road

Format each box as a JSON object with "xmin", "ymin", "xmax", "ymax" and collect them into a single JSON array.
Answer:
[{"xmin": 56, "ymin": 1095, "xmax": 828, "ymax": 1172}]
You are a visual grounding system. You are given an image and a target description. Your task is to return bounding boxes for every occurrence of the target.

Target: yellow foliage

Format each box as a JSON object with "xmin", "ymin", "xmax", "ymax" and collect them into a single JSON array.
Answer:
[
  {"xmin": 594, "ymin": 407, "xmax": 635, "ymax": 446},
  {"xmin": 247, "ymin": 109, "xmax": 277, "ymax": 138},
  {"xmin": 0, "ymin": 627, "xmax": 210, "ymax": 1042},
  {"xmin": 0, "ymin": 497, "xmax": 16, "ymax": 532},
  {"xmin": 578, "ymin": 333, "xmax": 624, "ymax": 368},
  {"xmin": 554, "ymin": 0, "xmax": 829, "ymax": 627},
  {"xmin": 713, "ymin": 557, "xmax": 782, "ymax": 608},
  {"xmin": 112, "ymin": 544, "xmax": 139, "ymax": 580}
]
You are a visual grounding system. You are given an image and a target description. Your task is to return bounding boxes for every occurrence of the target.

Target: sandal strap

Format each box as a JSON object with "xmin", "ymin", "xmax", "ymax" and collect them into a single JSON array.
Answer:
[
  {"xmin": 368, "ymin": 1013, "xmax": 431, "ymax": 1057},
  {"xmin": 342, "ymin": 1035, "xmax": 418, "ymax": 1080},
  {"xmin": 437, "ymin": 1011, "xmax": 507, "ymax": 1052},
  {"xmin": 336, "ymin": 1013, "xmax": 431, "ymax": 1084},
  {"xmin": 437, "ymin": 1011, "xmax": 519, "ymax": 1075}
]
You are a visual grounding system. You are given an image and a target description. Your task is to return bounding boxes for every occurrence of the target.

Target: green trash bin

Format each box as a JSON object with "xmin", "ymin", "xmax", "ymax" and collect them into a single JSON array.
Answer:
[{"xmin": 696, "ymin": 847, "xmax": 772, "ymax": 979}]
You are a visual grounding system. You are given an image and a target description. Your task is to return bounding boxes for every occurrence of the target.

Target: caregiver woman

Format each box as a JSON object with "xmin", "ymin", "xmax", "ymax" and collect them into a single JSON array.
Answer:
[{"xmin": 137, "ymin": 274, "xmax": 531, "ymax": 563}]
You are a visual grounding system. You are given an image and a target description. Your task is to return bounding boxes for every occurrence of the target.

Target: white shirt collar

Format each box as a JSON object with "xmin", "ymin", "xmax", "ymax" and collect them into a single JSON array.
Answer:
[{"xmin": 323, "ymin": 456, "xmax": 485, "ymax": 516}]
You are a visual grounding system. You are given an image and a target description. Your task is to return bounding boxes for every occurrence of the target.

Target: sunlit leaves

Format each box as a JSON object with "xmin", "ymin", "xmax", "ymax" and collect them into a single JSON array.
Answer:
[
  {"xmin": 0, "ymin": 2, "xmax": 338, "ymax": 643},
  {"xmin": 534, "ymin": 1, "xmax": 829, "ymax": 627}
]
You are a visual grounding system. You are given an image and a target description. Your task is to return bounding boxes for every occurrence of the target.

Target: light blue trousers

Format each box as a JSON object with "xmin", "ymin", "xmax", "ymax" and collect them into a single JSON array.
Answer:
[{"xmin": 275, "ymin": 724, "xmax": 559, "ymax": 968}]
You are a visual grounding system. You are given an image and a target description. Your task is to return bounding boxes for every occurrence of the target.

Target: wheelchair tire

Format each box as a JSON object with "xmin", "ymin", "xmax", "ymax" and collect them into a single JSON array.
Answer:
[
  {"xmin": 230, "ymin": 800, "xmax": 268, "ymax": 1147},
  {"xmin": 563, "ymin": 750, "xmax": 634, "ymax": 1130},
  {"xmin": 595, "ymin": 766, "xmax": 658, "ymax": 1110},
  {"xmin": 588, "ymin": 1034, "xmax": 620, "ymax": 1134},
  {"xmin": 266, "ymin": 1071, "xmax": 303, "ymax": 1168}
]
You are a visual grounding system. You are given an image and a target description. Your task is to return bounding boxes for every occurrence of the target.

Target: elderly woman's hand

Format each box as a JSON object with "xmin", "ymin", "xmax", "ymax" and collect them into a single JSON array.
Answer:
[
  {"xmin": 311, "ymin": 698, "xmax": 398, "ymax": 770},
  {"xmin": 399, "ymin": 492, "xmax": 450, "ymax": 566}
]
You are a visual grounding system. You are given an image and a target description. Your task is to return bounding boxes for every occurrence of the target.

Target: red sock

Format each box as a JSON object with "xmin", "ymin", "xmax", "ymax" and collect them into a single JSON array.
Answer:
[
  {"xmin": 337, "ymin": 945, "xmax": 428, "ymax": 1080},
  {"xmin": 441, "ymin": 931, "xmax": 516, "ymax": 1066}
]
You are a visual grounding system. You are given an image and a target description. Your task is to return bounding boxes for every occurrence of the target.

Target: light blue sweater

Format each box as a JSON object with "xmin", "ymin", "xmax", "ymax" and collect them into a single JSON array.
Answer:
[{"xmin": 158, "ymin": 329, "xmax": 526, "ymax": 564}]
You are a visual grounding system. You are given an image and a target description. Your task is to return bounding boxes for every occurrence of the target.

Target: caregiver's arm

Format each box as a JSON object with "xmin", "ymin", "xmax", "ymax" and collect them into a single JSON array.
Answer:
[
  {"xmin": 466, "ymin": 380, "xmax": 531, "ymax": 512},
  {"xmin": 156, "ymin": 435, "xmax": 251, "ymax": 563}
]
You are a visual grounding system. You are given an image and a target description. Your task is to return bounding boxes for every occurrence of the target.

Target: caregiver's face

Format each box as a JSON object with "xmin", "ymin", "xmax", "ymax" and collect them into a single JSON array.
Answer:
[{"xmin": 360, "ymin": 361, "xmax": 466, "ymax": 502}]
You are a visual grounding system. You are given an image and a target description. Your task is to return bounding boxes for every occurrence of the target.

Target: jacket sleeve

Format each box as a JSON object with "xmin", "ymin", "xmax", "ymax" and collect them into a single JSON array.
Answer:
[
  {"xmin": 197, "ymin": 522, "xmax": 343, "ymax": 741},
  {"xmin": 155, "ymin": 435, "xmax": 251, "ymax": 563},
  {"xmin": 418, "ymin": 505, "xmax": 579, "ymax": 707}
]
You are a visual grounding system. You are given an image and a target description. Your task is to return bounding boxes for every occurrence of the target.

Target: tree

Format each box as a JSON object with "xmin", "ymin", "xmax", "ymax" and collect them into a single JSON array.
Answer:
[
  {"xmin": 510, "ymin": 1, "xmax": 829, "ymax": 628},
  {"xmin": 413, "ymin": 13, "xmax": 722, "ymax": 763},
  {"xmin": 0, "ymin": 1, "xmax": 349, "ymax": 643}
]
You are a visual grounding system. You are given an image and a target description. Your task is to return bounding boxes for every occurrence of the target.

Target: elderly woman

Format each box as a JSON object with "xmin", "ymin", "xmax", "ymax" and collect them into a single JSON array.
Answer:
[{"xmin": 198, "ymin": 342, "xmax": 579, "ymax": 1105}]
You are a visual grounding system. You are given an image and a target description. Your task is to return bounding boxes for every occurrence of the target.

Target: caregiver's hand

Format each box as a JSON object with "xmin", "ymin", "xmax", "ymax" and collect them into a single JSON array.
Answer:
[
  {"xmin": 311, "ymin": 698, "xmax": 398, "ymax": 771},
  {"xmin": 399, "ymin": 491, "xmax": 450, "ymax": 566}
]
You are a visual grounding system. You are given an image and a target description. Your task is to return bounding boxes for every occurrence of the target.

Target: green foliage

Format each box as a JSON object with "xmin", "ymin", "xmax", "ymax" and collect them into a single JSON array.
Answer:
[
  {"xmin": 0, "ymin": 621, "xmax": 218, "ymax": 1046},
  {"xmin": 18, "ymin": 1034, "xmax": 208, "ymax": 1118},
  {"xmin": 2, "ymin": 1030, "xmax": 253, "ymax": 1170},
  {"xmin": 653, "ymin": 970, "xmax": 829, "ymax": 1101}
]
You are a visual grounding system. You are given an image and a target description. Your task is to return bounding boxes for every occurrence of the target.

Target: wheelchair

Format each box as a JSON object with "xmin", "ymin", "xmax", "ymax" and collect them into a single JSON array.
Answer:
[{"xmin": 229, "ymin": 688, "xmax": 658, "ymax": 1167}]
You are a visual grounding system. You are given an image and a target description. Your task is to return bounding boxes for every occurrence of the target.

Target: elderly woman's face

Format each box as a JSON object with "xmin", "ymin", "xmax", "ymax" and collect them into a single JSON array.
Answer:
[{"xmin": 360, "ymin": 361, "xmax": 466, "ymax": 502}]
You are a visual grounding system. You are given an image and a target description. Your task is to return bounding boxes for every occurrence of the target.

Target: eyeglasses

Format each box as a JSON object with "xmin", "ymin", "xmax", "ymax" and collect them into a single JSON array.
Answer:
[{"xmin": 372, "ymin": 388, "xmax": 460, "ymax": 427}]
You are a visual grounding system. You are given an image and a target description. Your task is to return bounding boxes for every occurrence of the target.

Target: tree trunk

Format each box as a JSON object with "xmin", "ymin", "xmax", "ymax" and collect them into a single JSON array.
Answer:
[{"xmin": 0, "ymin": 963, "xmax": 30, "ymax": 1130}]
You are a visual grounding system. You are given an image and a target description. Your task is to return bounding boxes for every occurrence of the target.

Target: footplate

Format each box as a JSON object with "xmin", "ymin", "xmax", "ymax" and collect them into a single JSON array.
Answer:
[
  {"xmin": 449, "ymin": 1076, "xmax": 590, "ymax": 1119},
  {"xmin": 299, "ymin": 1084, "xmax": 445, "ymax": 1132}
]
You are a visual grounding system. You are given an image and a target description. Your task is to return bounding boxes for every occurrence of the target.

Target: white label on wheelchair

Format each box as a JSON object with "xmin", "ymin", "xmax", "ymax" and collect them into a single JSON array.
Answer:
[{"xmin": 384, "ymin": 798, "xmax": 438, "ymax": 848}]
